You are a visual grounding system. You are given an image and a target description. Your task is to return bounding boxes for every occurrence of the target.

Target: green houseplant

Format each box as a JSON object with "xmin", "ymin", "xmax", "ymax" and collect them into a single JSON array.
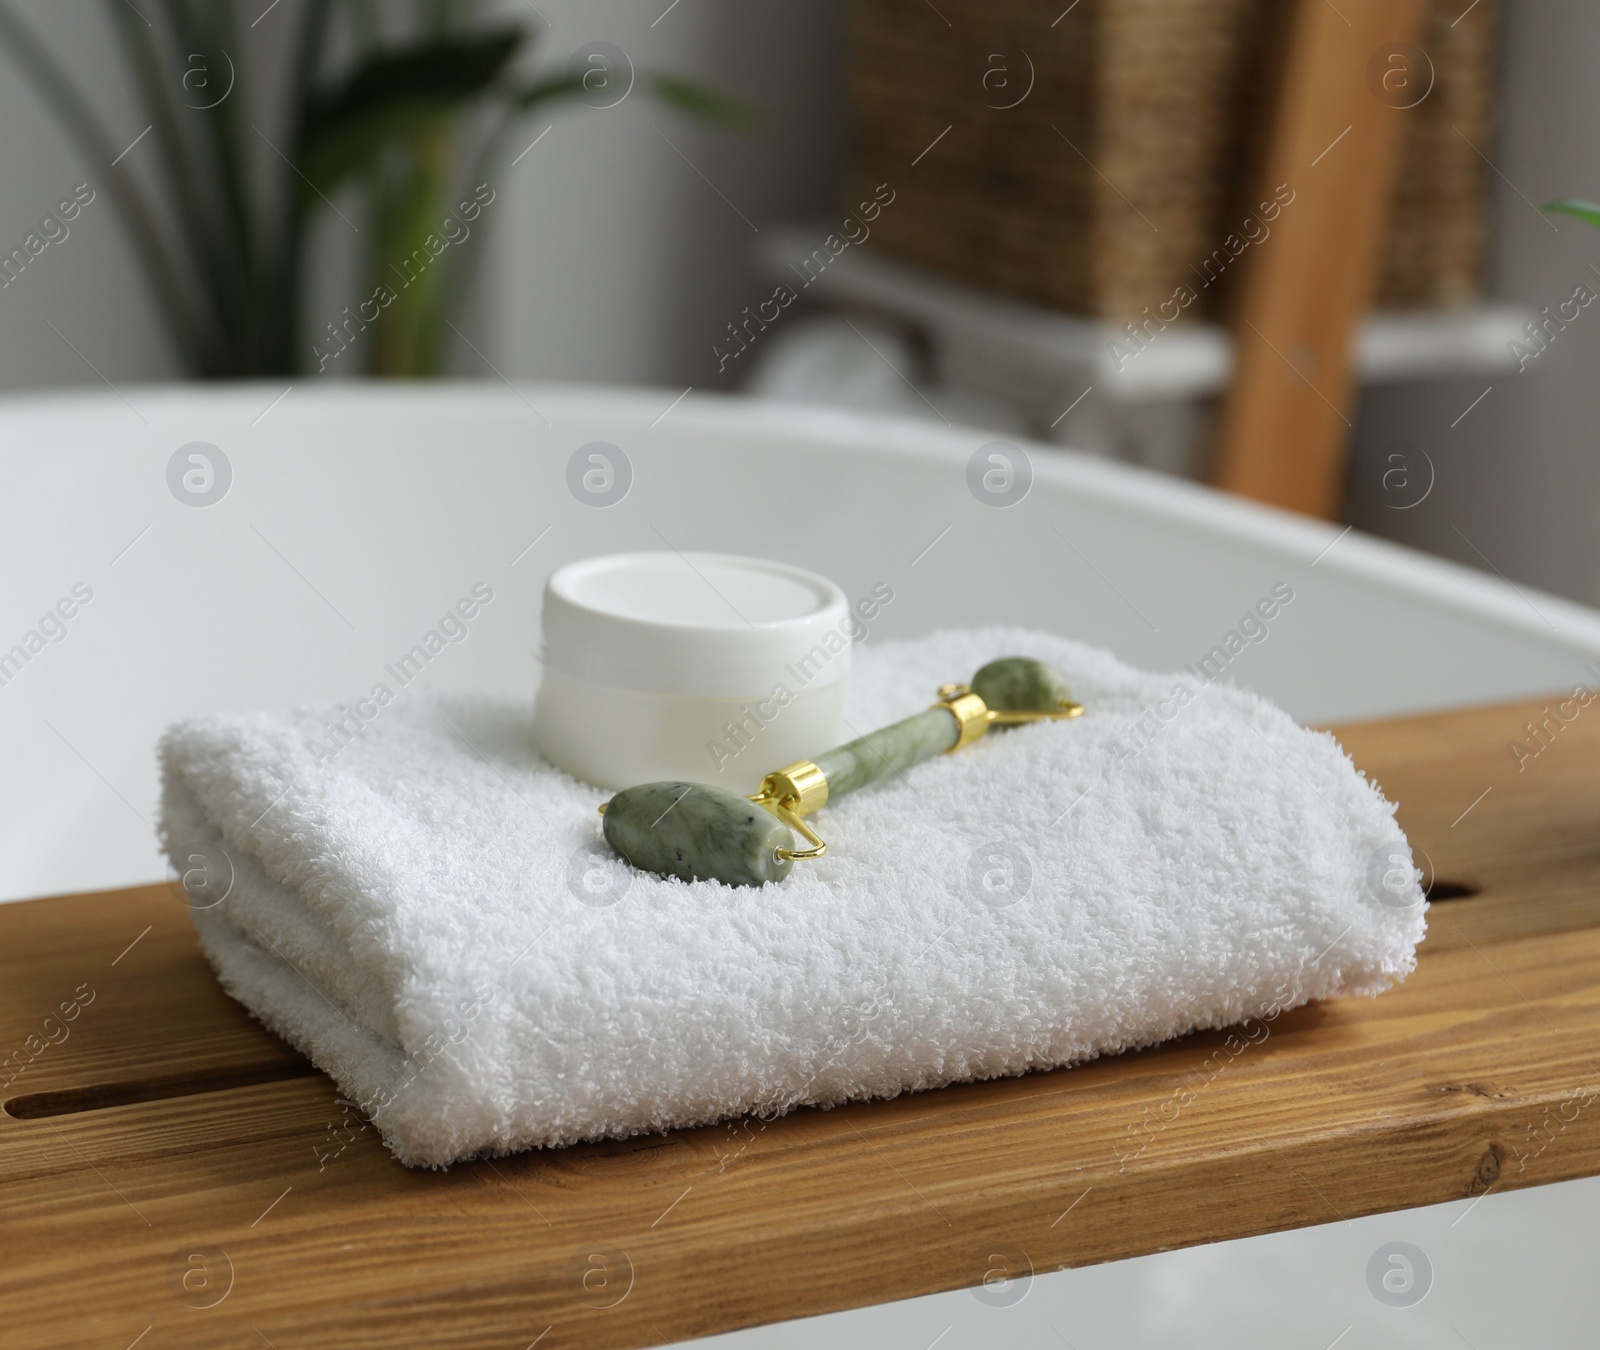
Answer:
[{"xmin": 0, "ymin": 0, "xmax": 744, "ymax": 377}]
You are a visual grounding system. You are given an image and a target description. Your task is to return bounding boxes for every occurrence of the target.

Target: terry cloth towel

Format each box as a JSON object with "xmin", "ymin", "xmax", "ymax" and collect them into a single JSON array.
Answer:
[{"xmin": 158, "ymin": 627, "xmax": 1426, "ymax": 1168}]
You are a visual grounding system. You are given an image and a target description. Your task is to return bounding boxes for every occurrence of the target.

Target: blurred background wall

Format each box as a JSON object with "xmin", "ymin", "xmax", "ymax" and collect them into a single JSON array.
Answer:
[
  {"xmin": 2, "ymin": 0, "xmax": 1597, "ymax": 603},
  {"xmin": 1345, "ymin": 0, "xmax": 1600, "ymax": 606}
]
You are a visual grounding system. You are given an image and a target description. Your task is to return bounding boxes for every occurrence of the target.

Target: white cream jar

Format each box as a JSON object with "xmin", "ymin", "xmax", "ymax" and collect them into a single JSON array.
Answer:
[{"xmin": 533, "ymin": 552, "xmax": 851, "ymax": 793}]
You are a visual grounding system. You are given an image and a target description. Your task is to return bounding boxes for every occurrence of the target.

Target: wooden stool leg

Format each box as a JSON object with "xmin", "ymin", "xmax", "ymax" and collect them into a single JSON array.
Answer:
[{"xmin": 1210, "ymin": 0, "xmax": 1428, "ymax": 518}]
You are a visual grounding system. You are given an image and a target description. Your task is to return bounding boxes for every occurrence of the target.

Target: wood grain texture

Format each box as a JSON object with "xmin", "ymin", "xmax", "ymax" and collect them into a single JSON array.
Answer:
[
  {"xmin": 1210, "ymin": 0, "xmax": 1428, "ymax": 516},
  {"xmin": 4, "ymin": 695, "xmax": 1600, "ymax": 1349}
]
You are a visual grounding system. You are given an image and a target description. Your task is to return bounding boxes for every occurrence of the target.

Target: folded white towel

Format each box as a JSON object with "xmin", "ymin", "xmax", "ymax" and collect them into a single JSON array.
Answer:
[{"xmin": 158, "ymin": 627, "xmax": 1425, "ymax": 1168}]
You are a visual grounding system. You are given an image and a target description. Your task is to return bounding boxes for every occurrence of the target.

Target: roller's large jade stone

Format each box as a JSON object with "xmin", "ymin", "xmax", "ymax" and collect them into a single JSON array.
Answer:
[
  {"xmin": 971, "ymin": 656, "xmax": 1077, "ymax": 715},
  {"xmin": 602, "ymin": 782, "xmax": 794, "ymax": 887},
  {"xmin": 813, "ymin": 706, "xmax": 959, "ymax": 797}
]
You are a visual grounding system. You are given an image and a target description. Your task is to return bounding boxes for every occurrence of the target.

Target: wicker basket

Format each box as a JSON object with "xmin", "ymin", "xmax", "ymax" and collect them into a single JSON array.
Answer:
[
  {"xmin": 1379, "ymin": 0, "xmax": 1495, "ymax": 308},
  {"xmin": 846, "ymin": 0, "xmax": 1494, "ymax": 322}
]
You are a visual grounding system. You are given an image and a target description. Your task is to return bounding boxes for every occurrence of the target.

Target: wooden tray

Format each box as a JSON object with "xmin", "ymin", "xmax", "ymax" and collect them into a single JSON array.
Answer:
[{"xmin": 4, "ymin": 696, "xmax": 1600, "ymax": 1349}]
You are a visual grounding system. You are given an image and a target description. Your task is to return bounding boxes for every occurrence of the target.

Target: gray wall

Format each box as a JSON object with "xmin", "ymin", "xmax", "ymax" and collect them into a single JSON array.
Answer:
[
  {"xmin": 488, "ymin": 0, "xmax": 847, "ymax": 388},
  {"xmin": 0, "ymin": 7, "xmax": 176, "ymax": 387},
  {"xmin": 1347, "ymin": 1, "xmax": 1600, "ymax": 605}
]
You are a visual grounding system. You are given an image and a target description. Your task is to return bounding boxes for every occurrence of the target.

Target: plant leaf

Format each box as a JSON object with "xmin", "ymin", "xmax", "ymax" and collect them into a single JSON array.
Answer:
[
  {"xmin": 648, "ymin": 73, "xmax": 761, "ymax": 130},
  {"xmin": 109, "ymin": 0, "xmax": 243, "ymax": 371},
  {"xmin": 1544, "ymin": 199, "xmax": 1600, "ymax": 230},
  {"xmin": 298, "ymin": 29, "xmax": 525, "ymax": 206}
]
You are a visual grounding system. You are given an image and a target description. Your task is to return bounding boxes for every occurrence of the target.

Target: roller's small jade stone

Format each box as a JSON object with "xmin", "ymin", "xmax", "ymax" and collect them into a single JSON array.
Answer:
[
  {"xmin": 971, "ymin": 655, "xmax": 1078, "ymax": 715},
  {"xmin": 602, "ymin": 782, "xmax": 794, "ymax": 887}
]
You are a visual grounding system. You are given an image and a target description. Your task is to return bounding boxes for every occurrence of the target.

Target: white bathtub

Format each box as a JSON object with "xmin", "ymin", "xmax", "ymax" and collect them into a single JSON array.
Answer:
[{"xmin": 3, "ymin": 381, "xmax": 1597, "ymax": 1346}]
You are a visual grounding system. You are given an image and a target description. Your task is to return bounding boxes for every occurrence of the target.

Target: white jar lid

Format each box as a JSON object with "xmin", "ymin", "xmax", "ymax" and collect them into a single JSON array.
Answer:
[{"xmin": 541, "ymin": 552, "xmax": 852, "ymax": 698}]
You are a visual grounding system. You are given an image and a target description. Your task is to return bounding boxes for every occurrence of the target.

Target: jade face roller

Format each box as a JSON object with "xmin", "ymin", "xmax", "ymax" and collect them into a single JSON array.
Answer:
[{"xmin": 599, "ymin": 656, "xmax": 1082, "ymax": 888}]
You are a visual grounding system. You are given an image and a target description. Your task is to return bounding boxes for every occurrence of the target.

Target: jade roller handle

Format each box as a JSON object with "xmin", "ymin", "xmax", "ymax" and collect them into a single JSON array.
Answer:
[
  {"xmin": 810, "ymin": 705, "xmax": 964, "ymax": 797},
  {"xmin": 600, "ymin": 657, "xmax": 1081, "ymax": 888}
]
